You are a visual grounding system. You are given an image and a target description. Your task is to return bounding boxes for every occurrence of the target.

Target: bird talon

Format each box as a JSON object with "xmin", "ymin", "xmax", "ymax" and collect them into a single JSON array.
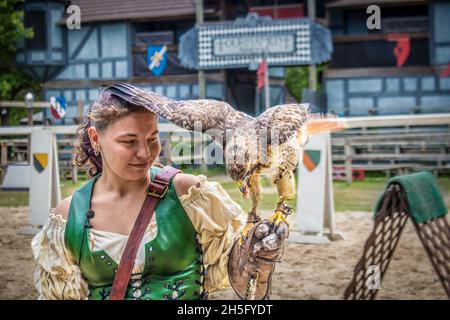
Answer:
[
  {"xmin": 269, "ymin": 203, "xmax": 292, "ymax": 227},
  {"xmin": 276, "ymin": 202, "xmax": 293, "ymax": 216},
  {"xmin": 247, "ymin": 211, "xmax": 260, "ymax": 224}
]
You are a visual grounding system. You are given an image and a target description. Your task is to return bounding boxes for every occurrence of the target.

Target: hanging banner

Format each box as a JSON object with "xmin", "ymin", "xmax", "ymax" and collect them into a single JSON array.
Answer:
[
  {"xmin": 50, "ymin": 96, "xmax": 66, "ymax": 120},
  {"xmin": 148, "ymin": 45, "xmax": 168, "ymax": 76},
  {"xmin": 388, "ymin": 33, "xmax": 411, "ymax": 67},
  {"xmin": 257, "ymin": 59, "xmax": 267, "ymax": 92}
]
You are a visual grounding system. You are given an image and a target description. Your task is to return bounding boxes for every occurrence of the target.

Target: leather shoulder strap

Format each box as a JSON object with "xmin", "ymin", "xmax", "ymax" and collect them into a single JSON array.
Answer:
[
  {"xmin": 109, "ymin": 166, "xmax": 181, "ymax": 300},
  {"xmin": 147, "ymin": 166, "xmax": 182, "ymax": 198}
]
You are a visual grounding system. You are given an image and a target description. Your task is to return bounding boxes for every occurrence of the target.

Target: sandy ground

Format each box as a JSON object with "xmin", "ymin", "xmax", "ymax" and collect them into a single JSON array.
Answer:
[{"xmin": 0, "ymin": 207, "xmax": 448, "ymax": 300}]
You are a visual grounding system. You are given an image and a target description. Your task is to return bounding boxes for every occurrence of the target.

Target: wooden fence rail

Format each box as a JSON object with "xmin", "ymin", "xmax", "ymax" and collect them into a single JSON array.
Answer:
[{"xmin": 333, "ymin": 113, "xmax": 450, "ymax": 183}]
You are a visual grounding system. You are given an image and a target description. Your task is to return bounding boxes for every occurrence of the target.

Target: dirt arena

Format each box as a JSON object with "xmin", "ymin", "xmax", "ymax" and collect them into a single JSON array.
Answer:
[{"xmin": 0, "ymin": 207, "xmax": 447, "ymax": 300}]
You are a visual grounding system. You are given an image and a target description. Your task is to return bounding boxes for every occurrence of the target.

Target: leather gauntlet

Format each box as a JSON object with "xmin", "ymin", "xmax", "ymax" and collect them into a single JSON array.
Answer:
[{"xmin": 227, "ymin": 205, "xmax": 291, "ymax": 300}]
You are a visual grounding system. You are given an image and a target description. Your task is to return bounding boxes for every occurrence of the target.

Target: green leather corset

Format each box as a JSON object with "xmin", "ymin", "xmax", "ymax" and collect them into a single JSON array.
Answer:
[{"xmin": 64, "ymin": 166, "xmax": 204, "ymax": 300}]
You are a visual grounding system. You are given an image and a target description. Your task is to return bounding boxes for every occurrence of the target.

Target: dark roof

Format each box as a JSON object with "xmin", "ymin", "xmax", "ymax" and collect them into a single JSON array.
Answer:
[
  {"xmin": 64, "ymin": 0, "xmax": 218, "ymax": 24},
  {"xmin": 326, "ymin": 0, "xmax": 429, "ymax": 8}
]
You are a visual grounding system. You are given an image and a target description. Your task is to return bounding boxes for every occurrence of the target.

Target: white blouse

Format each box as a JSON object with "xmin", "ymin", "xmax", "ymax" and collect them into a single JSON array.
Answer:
[{"xmin": 31, "ymin": 175, "xmax": 247, "ymax": 300}]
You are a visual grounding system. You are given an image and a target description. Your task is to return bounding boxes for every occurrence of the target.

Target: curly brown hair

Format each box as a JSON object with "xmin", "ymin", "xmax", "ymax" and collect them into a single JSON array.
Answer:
[{"xmin": 75, "ymin": 89, "xmax": 155, "ymax": 177}]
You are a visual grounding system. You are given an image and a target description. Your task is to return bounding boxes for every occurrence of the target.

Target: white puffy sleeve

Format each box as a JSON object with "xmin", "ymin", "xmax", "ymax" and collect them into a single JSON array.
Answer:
[
  {"xmin": 31, "ymin": 209, "xmax": 89, "ymax": 300},
  {"xmin": 179, "ymin": 175, "xmax": 247, "ymax": 293}
]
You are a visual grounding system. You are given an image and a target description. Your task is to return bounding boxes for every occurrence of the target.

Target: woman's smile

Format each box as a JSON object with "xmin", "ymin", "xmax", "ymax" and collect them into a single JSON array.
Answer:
[{"xmin": 129, "ymin": 162, "xmax": 151, "ymax": 169}]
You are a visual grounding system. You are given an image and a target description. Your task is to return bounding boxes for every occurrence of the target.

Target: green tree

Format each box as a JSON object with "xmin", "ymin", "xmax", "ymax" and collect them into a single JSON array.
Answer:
[
  {"xmin": 0, "ymin": 0, "xmax": 40, "ymax": 125},
  {"xmin": 285, "ymin": 64, "xmax": 326, "ymax": 102}
]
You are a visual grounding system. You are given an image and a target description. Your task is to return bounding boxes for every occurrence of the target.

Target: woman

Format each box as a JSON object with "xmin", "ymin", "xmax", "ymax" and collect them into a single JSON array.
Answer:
[{"xmin": 31, "ymin": 86, "xmax": 283, "ymax": 300}]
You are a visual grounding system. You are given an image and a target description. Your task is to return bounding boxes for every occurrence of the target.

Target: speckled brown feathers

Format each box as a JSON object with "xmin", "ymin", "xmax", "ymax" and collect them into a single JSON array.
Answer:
[{"xmin": 103, "ymin": 82, "xmax": 239, "ymax": 133}]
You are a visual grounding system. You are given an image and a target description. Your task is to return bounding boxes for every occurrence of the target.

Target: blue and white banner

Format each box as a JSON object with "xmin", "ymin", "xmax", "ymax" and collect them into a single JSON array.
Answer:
[{"xmin": 49, "ymin": 96, "xmax": 66, "ymax": 120}]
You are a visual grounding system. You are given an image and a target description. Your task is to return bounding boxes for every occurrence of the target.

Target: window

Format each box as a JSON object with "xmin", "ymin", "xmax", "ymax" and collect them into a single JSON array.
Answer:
[
  {"xmin": 179, "ymin": 85, "xmax": 190, "ymax": 99},
  {"xmin": 25, "ymin": 11, "xmax": 47, "ymax": 50}
]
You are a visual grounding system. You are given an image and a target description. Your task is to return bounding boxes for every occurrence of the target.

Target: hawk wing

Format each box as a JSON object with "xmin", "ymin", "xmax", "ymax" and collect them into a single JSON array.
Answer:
[
  {"xmin": 252, "ymin": 103, "xmax": 311, "ymax": 145},
  {"xmin": 252, "ymin": 103, "xmax": 347, "ymax": 146},
  {"xmin": 103, "ymin": 82, "xmax": 237, "ymax": 133}
]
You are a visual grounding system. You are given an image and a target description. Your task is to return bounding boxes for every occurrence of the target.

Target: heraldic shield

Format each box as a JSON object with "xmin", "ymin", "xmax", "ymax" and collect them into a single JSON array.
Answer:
[
  {"xmin": 147, "ymin": 45, "xmax": 167, "ymax": 77},
  {"xmin": 303, "ymin": 149, "xmax": 321, "ymax": 172},
  {"xmin": 33, "ymin": 153, "xmax": 48, "ymax": 173}
]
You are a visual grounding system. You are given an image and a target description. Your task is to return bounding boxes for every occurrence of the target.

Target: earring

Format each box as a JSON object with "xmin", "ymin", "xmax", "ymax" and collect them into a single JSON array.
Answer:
[{"xmin": 94, "ymin": 146, "xmax": 100, "ymax": 156}]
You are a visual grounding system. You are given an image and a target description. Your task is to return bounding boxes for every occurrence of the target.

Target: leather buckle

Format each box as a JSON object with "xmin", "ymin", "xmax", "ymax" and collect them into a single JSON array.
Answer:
[
  {"xmin": 153, "ymin": 177, "xmax": 169, "ymax": 186},
  {"xmin": 147, "ymin": 185, "xmax": 168, "ymax": 198}
]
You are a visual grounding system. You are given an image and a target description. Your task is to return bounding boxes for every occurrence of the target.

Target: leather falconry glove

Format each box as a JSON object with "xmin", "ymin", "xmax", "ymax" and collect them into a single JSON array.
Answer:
[{"xmin": 227, "ymin": 204, "xmax": 291, "ymax": 300}]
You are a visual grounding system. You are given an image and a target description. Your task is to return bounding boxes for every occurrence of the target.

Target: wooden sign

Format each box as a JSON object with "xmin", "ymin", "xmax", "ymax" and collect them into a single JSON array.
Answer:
[
  {"xmin": 179, "ymin": 13, "xmax": 332, "ymax": 70},
  {"xmin": 289, "ymin": 133, "xmax": 343, "ymax": 244},
  {"xmin": 19, "ymin": 128, "xmax": 61, "ymax": 235}
]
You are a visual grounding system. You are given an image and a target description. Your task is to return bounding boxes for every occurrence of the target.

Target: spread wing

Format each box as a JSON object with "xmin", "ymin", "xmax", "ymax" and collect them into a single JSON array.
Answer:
[
  {"xmin": 252, "ymin": 103, "xmax": 347, "ymax": 146},
  {"xmin": 253, "ymin": 103, "xmax": 311, "ymax": 145},
  {"xmin": 102, "ymin": 82, "xmax": 237, "ymax": 133}
]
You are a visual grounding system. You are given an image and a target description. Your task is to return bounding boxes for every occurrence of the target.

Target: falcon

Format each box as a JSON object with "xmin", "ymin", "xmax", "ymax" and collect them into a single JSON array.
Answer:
[{"xmin": 104, "ymin": 82, "xmax": 347, "ymax": 222}]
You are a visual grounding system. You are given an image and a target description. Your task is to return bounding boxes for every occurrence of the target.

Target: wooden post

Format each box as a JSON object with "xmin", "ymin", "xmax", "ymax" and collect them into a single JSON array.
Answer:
[
  {"xmin": 71, "ymin": 155, "xmax": 78, "ymax": 184},
  {"xmin": 1, "ymin": 142, "xmax": 7, "ymax": 166},
  {"xmin": 0, "ymin": 142, "xmax": 6, "ymax": 182},
  {"xmin": 196, "ymin": 0, "xmax": 206, "ymax": 99},
  {"xmin": 71, "ymin": 141, "xmax": 78, "ymax": 184},
  {"xmin": 199, "ymin": 72, "xmax": 206, "ymax": 99},
  {"xmin": 76, "ymin": 100, "xmax": 83, "ymax": 124},
  {"xmin": 344, "ymin": 142, "xmax": 353, "ymax": 184},
  {"xmin": 438, "ymin": 146, "xmax": 445, "ymax": 168},
  {"xmin": 25, "ymin": 93, "xmax": 34, "ymax": 164},
  {"xmin": 27, "ymin": 108, "xmax": 33, "ymax": 126},
  {"xmin": 308, "ymin": 0, "xmax": 317, "ymax": 91},
  {"xmin": 393, "ymin": 145, "xmax": 400, "ymax": 166}
]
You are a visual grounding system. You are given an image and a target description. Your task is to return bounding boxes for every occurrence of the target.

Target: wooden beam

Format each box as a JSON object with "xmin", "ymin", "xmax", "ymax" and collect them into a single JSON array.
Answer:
[
  {"xmin": 326, "ymin": 0, "xmax": 429, "ymax": 9},
  {"xmin": 333, "ymin": 32, "xmax": 428, "ymax": 43},
  {"xmin": 0, "ymin": 122, "xmax": 192, "ymax": 136},
  {"xmin": 132, "ymin": 44, "xmax": 178, "ymax": 54},
  {"xmin": 324, "ymin": 66, "xmax": 436, "ymax": 78},
  {"xmin": 344, "ymin": 113, "xmax": 450, "ymax": 128},
  {"xmin": 0, "ymin": 101, "xmax": 51, "ymax": 108},
  {"xmin": 334, "ymin": 154, "xmax": 450, "ymax": 161},
  {"xmin": 43, "ymin": 72, "xmax": 225, "ymax": 89}
]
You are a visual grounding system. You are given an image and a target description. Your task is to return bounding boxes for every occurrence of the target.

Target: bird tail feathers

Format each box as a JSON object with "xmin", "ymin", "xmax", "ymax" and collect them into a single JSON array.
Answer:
[
  {"xmin": 305, "ymin": 114, "xmax": 348, "ymax": 135},
  {"xmin": 296, "ymin": 114, "xmax": 347, "ymax": 146}
]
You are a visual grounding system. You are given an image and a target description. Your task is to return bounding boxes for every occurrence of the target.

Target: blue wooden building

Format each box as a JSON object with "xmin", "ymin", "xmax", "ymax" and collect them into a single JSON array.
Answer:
[
  {"xmin": 16, "ymin": 0, "xmax": 448, "ymax": 121},
  {"xmin": 16, "ymin": 0, "xmax": 308, "ymax": 124},
  {"xmin": 324, "ymin": 0, "xmax": 450, "ymax": 116},
  {"xmin": 16, "ymin": 0, "xmax": 219, "ymax": 124}
]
